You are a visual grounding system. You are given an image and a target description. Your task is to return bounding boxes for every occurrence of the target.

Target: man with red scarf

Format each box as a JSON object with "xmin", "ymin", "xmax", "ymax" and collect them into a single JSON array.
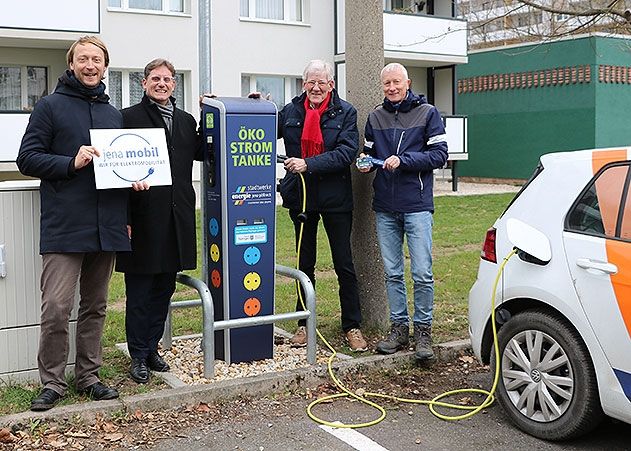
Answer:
[{"xmin": 278, "ymin": 60, "xmax": 367, "ymax": 351}]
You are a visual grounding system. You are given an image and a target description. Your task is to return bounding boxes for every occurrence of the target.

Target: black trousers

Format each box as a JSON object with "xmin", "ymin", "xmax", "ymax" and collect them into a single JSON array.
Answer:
[
  {"xmin": 124, "ymin": 272, "xmax": 177, "ymax": 360},
  {"xmin": 289, "ymin": 209, "xmax": 362, "ymax": 332}
]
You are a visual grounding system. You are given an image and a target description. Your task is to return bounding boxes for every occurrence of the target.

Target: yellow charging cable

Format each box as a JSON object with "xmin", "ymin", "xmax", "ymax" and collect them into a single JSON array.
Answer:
[{"xmin": 292, "ymin": 171, "xmax": 517, "ymax": 426}]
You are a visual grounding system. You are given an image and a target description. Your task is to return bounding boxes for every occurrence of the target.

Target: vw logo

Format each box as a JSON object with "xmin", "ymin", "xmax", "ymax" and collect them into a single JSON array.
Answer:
[{"xmin": 530, "ymin": 369, "xmax": 542, "ymax": 383}]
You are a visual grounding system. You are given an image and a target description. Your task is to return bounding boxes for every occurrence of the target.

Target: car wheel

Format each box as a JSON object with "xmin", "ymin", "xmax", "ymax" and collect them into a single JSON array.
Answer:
[{"xmin": 495, "ymin": 309, "xmax": 604, "ymax": 440}]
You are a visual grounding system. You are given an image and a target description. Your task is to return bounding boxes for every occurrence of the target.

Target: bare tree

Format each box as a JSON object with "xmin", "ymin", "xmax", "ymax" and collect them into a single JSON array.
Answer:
[{"xmin": 458, "ymin": 0, "xmax": 631, "ymax": 49}]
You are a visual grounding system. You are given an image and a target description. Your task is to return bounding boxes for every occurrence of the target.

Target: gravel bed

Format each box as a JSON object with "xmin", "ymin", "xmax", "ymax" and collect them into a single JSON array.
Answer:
[{"xmin": 161, "ymin": 335, "xmax": 332, "ymax": 385}]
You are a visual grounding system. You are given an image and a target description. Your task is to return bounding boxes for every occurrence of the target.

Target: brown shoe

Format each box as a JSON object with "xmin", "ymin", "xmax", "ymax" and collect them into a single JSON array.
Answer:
[
  {"xmin": 345, "ymin": 328, "xmax": 368, "ymax": 352},
  {"xmin": 290, "ymin": 326, "xmax": 307, "ymax": 347}
]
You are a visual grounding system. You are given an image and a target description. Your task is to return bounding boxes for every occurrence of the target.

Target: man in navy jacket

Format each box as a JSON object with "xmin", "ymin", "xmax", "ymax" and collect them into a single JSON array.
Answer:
[
  {"xmin": 279, "ymin": 60, "xmax": 367, "ymax": 351},
  {"xmin": 358, "ymin": 63, "xmax": 448, "ymax": 361},
  {"xmin": 17, "ymin": 36, "xmax": 147, "ymax": 411}
]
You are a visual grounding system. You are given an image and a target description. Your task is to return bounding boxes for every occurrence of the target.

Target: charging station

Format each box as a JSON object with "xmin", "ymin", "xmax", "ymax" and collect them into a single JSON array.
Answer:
[{"xmin": 201, "ymin": 97, "xmax": 277, "ymax": 364}]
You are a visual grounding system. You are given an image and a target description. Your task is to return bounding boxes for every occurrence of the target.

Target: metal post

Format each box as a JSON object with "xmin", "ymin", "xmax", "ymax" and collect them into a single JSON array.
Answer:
[
  {"xmin": 161, "ymin": 265, "xmax": 316, "ymax": 379},
  {"xmin": 198, "ymin": 0, "xmax": 211, "ymax": 95},
  {"xmin": 162, "ymin": 307, "xmax": 173, "ymax": 349},
  {"xmin": 275, "ymin": 264, "xmax": 317, "ymax": 365},
  {"xmin": 452, "ymin": 160, "xmax": 459, "ymax": 192}
]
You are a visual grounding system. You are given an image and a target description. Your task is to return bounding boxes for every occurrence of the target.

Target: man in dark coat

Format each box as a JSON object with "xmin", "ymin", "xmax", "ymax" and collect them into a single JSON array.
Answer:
[
  {"xmin": 17, "ymin": 36, "xmax": 147, "ymax": 411},
  {"xmin": 116, "ymin": 58, "xmax": 203, "ymax": 383},
  {"xmin": 278, "ymin": 59, "xmax": 367, "ymax": 352}
]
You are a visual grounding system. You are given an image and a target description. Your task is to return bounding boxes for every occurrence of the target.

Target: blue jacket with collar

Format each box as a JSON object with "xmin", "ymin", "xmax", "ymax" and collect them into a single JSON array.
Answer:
[
  {"xmin": 364, "ymin": 91, "xmax": 448, "ymax": 213},
  {"xmin": 278, "ymin": 89, "xmax": 358, "ymax": 212}
]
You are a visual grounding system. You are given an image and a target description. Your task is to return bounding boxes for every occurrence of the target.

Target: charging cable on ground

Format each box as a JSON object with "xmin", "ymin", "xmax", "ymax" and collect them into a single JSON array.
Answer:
[{"xmin": 287, "ymin": 164, "xmax": 517, "ymax": 427}]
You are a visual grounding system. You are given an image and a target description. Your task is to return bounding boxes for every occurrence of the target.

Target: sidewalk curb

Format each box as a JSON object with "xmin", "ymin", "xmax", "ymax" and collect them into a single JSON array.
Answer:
[{"xmin": 0, "ymin": 339, "xmax": 471, "ymax": 427}]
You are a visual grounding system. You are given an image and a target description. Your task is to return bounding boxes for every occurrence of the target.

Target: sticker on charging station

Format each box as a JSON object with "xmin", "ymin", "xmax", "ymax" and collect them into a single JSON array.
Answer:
[
  {"xmin": 234, "ymin": 224, "xmax": 267, "ymax": 245},
  {"xmin": 231, "ymin": 184, "xmax": 274, "ymax": 206}
]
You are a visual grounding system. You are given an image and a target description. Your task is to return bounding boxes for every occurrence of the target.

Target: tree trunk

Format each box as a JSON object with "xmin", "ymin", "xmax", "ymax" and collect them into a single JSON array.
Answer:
[{"xmin": 345, "ymin": 0, "xmax": 389, "ymax": 332}]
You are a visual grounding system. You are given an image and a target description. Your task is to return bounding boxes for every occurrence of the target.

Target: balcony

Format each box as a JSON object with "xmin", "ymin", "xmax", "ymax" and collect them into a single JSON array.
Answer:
[
  {"xmin": 384, "ymin": 12, "xmax": 468, "ymax": 65},
  {"xmin": 336, "ymin": 8, "xmax": 468, "ymax": 66}
]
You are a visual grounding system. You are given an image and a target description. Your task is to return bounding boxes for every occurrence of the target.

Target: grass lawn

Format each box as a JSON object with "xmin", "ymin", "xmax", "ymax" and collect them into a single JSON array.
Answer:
[{"xmin": 0, "ymin": 192, "xmax": 514, "ymax": 415}]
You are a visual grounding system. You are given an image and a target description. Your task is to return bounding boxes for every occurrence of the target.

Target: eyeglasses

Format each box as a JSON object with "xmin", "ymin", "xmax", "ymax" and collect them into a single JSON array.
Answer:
[
  {"xmin": 148, "ymin": 76, "xmax": 174, "ymax": 84},
  {"xmin": 305, "ymin": 80, "xmax": 330, "ymax": 89}
]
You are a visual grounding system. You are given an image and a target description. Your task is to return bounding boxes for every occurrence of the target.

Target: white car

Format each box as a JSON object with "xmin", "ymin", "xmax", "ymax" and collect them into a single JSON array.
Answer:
[{"xmin": 468, "ymin": 147, "xmax": 631, "ymax": 440}]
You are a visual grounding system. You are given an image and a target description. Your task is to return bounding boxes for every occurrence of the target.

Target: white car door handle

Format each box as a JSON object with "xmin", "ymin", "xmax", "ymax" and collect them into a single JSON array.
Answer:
[{"xmin": 576, "ymin": 258, "xmax": 618, "ymax": 275}]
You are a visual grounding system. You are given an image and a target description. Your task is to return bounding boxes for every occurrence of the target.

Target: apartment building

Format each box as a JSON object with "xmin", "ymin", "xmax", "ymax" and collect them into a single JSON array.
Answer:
[
  {"xmin": 1, "ymin": 0, "xmax": 468, "ymax": 381},
  {"xmin": 0, "ymin": 0, "xmax": 199, "ymax": 180},
  {"xmin": 0, "ymin": 0, "xmax": 468, "ymax": 181}
]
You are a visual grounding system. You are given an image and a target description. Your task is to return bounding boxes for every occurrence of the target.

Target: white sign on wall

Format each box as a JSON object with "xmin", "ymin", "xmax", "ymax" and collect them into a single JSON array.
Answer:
[
  {"xmin": 0, "ymin": 0, "xmax": 99, "ymax": 33},
  {"xmin": 0, "ymin": 114, "xmax": 29, "ymax": 163},
  {"xmin": 90, "ymin": 129, "xmax": 172, "ymax": 189}
]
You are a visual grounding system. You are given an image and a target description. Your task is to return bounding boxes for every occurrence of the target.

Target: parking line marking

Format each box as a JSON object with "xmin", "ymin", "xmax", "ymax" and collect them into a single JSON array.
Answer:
[{"xmin": 319, "ymin": 424, "xmax": 389, "ymax": 451}]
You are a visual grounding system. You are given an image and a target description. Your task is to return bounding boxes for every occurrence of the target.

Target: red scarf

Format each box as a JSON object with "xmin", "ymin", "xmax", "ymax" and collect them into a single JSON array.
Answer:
[{"xmin": 301, "ymin": 93, "xmax": 330, "ymax": 159}]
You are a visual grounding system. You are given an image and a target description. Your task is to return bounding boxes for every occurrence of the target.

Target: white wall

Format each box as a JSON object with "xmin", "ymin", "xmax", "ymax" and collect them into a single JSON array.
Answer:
[
  {"xmin": 434, "ymin": 67, "xmax": 453, "ymax": 115},
  {"xmin": 210, "ymin": 1, "xmax": 334, "ymax": 96},
  {"xmin": 101, "ymin": 2, "xmax": 200, "ymax": 116},
  {"xmin": 408, "ymin": 66, "xmax": 427, "ymax": 95}
]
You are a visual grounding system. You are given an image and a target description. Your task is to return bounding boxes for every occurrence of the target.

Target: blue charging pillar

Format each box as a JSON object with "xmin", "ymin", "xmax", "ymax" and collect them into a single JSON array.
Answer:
[{"xmin": 201, "ymin": 97, "xmax": 277, "ymax": 364}]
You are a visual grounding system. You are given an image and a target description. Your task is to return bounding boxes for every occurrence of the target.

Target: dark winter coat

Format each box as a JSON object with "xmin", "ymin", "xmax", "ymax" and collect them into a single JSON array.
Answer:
[
  {"xmin": 364, "ymin": 91, "xmax": 448, "ymax": 214},
  {"xmin": 17, "ymin": 76, "xmax": 130, "ymax": 254},
  {"xmin": 278, "ymin": 89, "xmax": 358, "ymax": 213},
  {"xmin": 115, "ymin": 95, "xmax": 203, "ymax": 274}
]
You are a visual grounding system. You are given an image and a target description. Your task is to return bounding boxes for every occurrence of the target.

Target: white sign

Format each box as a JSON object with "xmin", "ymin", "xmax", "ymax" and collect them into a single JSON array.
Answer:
[
  {"xmin": 1, "ymin": 0, "xmax": 99, "ymax": 33},
  {"xmin": 90, "ymin": 128, "xmax": 172, "ymax": 189}
]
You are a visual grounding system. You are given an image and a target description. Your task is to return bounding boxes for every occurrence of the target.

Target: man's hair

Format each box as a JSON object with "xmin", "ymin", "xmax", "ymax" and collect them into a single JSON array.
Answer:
[
  {"xmin": 144, "ymin": 58, "xmax": 176, "ymax": 78},
  {"xmin": 302, "ymin": 60, "xmax": 334, "ymax": 81},
  {"xmin": 381, "ymin": 62, "xmax": 409, "ymax": 81},
  {"xmin": 66, "ymin": 36, "xmax": 110, "ymax": 67}
]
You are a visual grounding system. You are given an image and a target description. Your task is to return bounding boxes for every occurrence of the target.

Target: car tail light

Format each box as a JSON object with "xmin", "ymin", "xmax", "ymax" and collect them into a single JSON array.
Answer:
[{"xmin": 481, "ymin": 227, "xmax": 497, "ymax": 263}]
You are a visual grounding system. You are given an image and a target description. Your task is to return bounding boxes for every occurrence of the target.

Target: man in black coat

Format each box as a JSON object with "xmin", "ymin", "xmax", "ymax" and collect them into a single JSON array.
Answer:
[
  {"xmin": 17, "ymin": 36, "xmax": 148, "ymax": 411},
  {"xmin": 278, "ymin": 60, "xmax": 367, "ymax": 352},
  {"xmin": 116, "ymin": 58, "xmax": 203, "ymax": 383}
]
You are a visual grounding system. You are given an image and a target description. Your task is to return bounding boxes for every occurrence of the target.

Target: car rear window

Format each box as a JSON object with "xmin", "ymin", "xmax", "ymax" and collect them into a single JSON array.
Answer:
[{"xmin": 499, "ymin": 162, "xmax": 544, "ymax": 218}]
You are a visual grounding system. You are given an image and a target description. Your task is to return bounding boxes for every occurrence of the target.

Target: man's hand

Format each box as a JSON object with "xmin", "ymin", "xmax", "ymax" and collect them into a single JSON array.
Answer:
[
  {"xmin": 131, "ymin": 181, "xmax": 150, "ymax": 191},
  {"xmin": 199, "ymin": 93, "xmax": 217, "ymax": 107},
  {"xmin": 356, "ymin": 153, "xmax": 372, "ymax": 173},
  {"xmin": 383, "ymin": 155, "xmax": 400, "ymax": 172},
  {"xmin": 74, "ymin": 145, "xmax": 100, "ymax": 170},
  {"xmin": 284, "ymin": 157, "xmax": 307, "ymax": 173}
]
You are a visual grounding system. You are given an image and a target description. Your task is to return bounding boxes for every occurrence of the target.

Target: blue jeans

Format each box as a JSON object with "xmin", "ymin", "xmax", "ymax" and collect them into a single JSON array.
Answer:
[{"xmin": 375, "ymin": 211, "xmax": 434, "ymax": 326}]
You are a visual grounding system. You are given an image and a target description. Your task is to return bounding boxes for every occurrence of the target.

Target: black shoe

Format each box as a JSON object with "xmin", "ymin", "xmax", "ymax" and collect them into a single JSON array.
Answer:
[
  {"xmin": 375, "ymin": 323, "xmax": 410, "ymax": 354},
  {"xmin": 129, "ymin": 358, "xmax": 150, "ymax": 383},
  {"xmin": 80, "ymin": 382, "xmax": 119, "ymax": 400},
  {"xmin": 147, "ymin": 351, "xmax": 170, "ymax": 372},
  {"xmin": 31, "ymin": 388, "xmax": 62, "ymax": 411},
  {"xmin": 414, "ymin": 324, "xmax": 435, "ymax": 361}
]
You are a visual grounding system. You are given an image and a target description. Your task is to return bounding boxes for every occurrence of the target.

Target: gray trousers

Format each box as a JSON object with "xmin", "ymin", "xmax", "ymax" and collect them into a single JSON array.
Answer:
[{"xmin": 38, "ymin": 252, "xmax": 115, "ymax": 395}]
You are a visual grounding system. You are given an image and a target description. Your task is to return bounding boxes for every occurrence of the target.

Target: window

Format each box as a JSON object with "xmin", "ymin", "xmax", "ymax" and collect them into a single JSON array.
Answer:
[
  {"xmin": 241, "ymin": 74, "xmax": 302, "ymax": 109},
  {"xmin": 0, "ymin": 65, "xmax": 48, "ymax": 112},
  {"xmin": 108, "ymin": 70, "xmax": 185, "ymax": 110},
  {"xmin": 240, "ymin": 0, "xmax": 303, "ymax": 22},
  {"xmin": 108, "ymin": 0, "xmax": 184, "ymax": 13},
  {"xmin": 566, "ymin": 163, "xmax": 630, "ymax": 240}
]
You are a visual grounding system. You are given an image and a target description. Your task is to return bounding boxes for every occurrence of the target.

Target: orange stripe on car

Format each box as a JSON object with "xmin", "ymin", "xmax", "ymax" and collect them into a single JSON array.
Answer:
[
  {"xmin": 594, "ymin": 150, "xmax": 631, "ymax": 337},
  {"xmin": 593, "ymin": 150, "xmax": 629, "ymax": 236},
  {"xmin": 592, "ymin": 149, "xmax": 628, "ymax": 175},
  {"xmin": 606, "ymin": 240, "xmax": 631, "ymax": 338}
]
